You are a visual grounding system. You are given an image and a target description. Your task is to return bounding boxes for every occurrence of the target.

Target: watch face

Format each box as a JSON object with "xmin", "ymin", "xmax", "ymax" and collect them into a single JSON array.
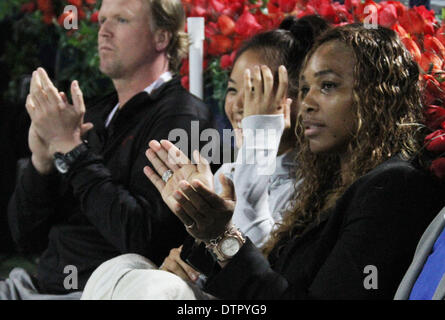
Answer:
[
  {"xmin": 54, "ymin": 157, "xmax": 69, "ymax": 174},
  {"xmin": 220, "ymin": 237, "xmax": 241, "ymax": 257}
]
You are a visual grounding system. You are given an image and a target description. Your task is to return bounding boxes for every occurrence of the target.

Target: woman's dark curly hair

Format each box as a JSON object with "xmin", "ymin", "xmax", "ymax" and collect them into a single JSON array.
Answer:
[{"xmin": 263, "ymin": 24, "xmax": 426, "ymax": 255}]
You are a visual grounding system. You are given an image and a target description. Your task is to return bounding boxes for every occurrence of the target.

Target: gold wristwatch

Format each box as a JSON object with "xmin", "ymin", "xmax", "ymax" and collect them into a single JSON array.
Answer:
[{"xmin": 206, "ymin": 226, "xmax": 246, "ymax": 262}]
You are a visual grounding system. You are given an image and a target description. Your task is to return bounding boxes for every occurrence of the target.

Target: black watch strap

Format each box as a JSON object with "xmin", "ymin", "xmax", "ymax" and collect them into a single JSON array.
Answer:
[
  {"xmin": 54, "ymin": 142, "xmax": 89, "ymax": 174},
  {"xmin": 65, "ymin": 142, "xmax": 89, "ymax": 163}
]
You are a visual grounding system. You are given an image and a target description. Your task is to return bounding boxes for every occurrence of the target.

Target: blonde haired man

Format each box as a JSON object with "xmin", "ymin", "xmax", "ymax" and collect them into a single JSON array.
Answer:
[{"xmin": 4, "ymin": 0, "xmax": 213, "ymax": 300}]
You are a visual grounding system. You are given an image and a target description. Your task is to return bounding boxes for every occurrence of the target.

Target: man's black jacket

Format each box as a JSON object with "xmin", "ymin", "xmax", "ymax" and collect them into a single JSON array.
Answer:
[{"xmin": 8, "ymin": 77, "xmax": 215, "ymax": 294}]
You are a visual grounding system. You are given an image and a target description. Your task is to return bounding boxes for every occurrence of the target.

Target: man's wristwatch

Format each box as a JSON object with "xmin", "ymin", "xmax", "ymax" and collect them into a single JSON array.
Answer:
[
  {"xmin": 53, "ymin": 142, "xmax": 89, "ymax": 174},
  {"xmin": 206, "ymin": 226, "xmax": 246, "ymax": 263}
]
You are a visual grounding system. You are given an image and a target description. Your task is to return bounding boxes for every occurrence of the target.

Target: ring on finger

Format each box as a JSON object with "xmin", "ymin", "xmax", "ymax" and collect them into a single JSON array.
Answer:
[{"xmin": 162, "ymin": 169, "xmax": 173, "ymax": 183}]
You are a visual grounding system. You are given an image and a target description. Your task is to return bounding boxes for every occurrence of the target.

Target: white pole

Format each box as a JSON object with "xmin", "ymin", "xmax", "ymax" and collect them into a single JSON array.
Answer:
[{"xmin": 187, "ymin": 17, "xmax": 205, "ymax": 99}]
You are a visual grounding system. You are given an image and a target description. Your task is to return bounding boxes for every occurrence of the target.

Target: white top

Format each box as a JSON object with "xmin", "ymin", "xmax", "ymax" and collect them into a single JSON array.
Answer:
[
  {"xmin": 105, "ymin": 71, "xmax": 173, "ymax": 127},
  {"xmin": 214, "ymin": 114, "xmax": 299, "ymax": 248}
]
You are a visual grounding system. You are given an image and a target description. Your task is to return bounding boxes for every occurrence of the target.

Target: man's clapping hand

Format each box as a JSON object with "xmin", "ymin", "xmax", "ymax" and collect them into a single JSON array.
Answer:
[{"xmin": 25, "ymin": 68, "xmax": 94, "ymax": 174}]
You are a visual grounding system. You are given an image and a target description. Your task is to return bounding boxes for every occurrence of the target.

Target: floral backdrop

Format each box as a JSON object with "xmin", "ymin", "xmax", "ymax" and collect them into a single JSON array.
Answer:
[{"xmin": 1, "ymin": 0, "xmax": 445, "ymax": 173}]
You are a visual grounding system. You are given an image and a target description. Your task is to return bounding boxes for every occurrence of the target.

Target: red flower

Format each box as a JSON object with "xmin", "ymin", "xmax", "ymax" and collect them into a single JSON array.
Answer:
[
  {"xmin": 254, "ymin": 11, "xmax": 284, "ymax": 31},
  {"xmin": 430, "ymin": 157, "xmax": 445, "ymax": 179},
  {"xmin": 425, "ymin": 130, "xmax": 445, "ymax": 153},
  {"xmin": 205, "ymin": 22, "xmax": 219, "ymax": 38},
  {"xmin": 385, "ymin": 0, "xmax": 407, "ymax": 17},
  {"xmin": 392, "ymin": 24, "xmax": 408, "ymax": 38},
  {"xmin": 319, "ymin": 1, "xmax": 339, "ymax": 24},
  {"xmin": 400, "ymin": 6, "xmax": 437, "ymax": 36},
  {"xmin": 77, "ymin": 8, "xmax": 86, "ymax": 20},
  {"xmin": 222, "ymin": 2, "xmax": 244, "ymax": 17},
  {"xmin": 180, "ymin": 59, "xmax": 189, "ymax": 76},
  {"xmin": 85, "ymin": 0, "xmax": 96, "ymax": 4},
  {"xmin": 400, "ymin": 36, "xmax": 422, "ymax": 63},
  {"xmin": 190, "ymin": 4, "xmax": 207, "ymax": 18},
  {"xmin": 378, "ymin": 4, "xmax": 398, "ymax": 28},
  {"xmin": 399, "ymin": 9, "xmax": 425, "ymax": 35},
  {"xmin": 209, "ymin": 0, "xmax": 225, "ymax": 13},
  {"xmin": 181, "ymin": 76, "xmax": 189, "ymax": 90},
  {"xmin": 282, "ymin": 0, "xmax": 298, "ymax": 12},
  {"xmin": 218, "ymin": 15, "xmax": 236, "ymax": 36},
  {"xmin": 235, "ymin": 6, "xmax": 263, "ymax": 37},
  {"xmin": 42, "ymin": 12, "xmax": 54, "ymax": 25},
  {"xmin": 436, "ymin": 26, "xmax": 445, "ymax": 47},
  {"xmin": 423, "ymin": 74, "xmax": 445, "ymax": 105},
  {"xmin": 344, "ymin": 0, "xmax": 361, "ymax": 12},
  {"xmin": 219, "ymin": 52, "xmax": 236, "ymax": 70},
  {"xmin": 90, "ymin": 11, "xmax": 99, "ymax": 23},
  {"xmin": 420, "ymin": 52, "xmax": 443, "ymax": 74},
  {"xmin": 268, "ymin": 0, "xmax": 282, "ymax": 14},
  {"xmin": 246, "ymin": 0, "xmax": 263, "ymax": 10},
  {"xmin": 268, "ymin": 0, "xmax": 297, "ymax": 13},
  {"xmin": 232, "ymin": 35, "xmax": 245, "ymax": 51},
  {"xmin": 37, "ymin": 0, "xmax": 53, "ymax": 13},
  {"xmin": 297, "ymin": 4, "xmax": 317, "ymax": 18},
  {"xmin": 413, "ymin": 5, "xmax": 437, "ymax": 23},
  {"xmin": 220, "ymin": 54, "xmax": 233, "ymax": 69},
  {"xmin": 68, "ymin": 0, "xmax": 82, "ymax": 7},
  {"xmin": 21, "ymin": 2, "xmax": 36, "ymax": 13},
  {"xmin": 331, "ymin": 2, "xmax": 353, "ymax": 23},
  {"xmin": 208, "ymin": 35, "xmax": 233, "ymax": 55},
  {"xmin": 442, "ymin": 80, "xmax": 445, "ymax": 98},
  {"xmin": 423, "ymin": 21, "xmax": 436, "ymax": 36},
  {"xmin": 424, "ymin": 105, "xmax": 445, "ymax": 130},
  {"xmin": 424, "ymin": 35, "xmax": 445, "ymax": 59}
]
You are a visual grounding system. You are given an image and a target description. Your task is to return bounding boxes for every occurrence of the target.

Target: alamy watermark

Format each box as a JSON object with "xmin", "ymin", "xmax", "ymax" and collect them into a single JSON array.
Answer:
[
  {"xmin": 168, "ymin": 121, "xmax": 280, "ymax": 176},
  {"xmin": 61, "ymin": 4, "xmax": 380, "ymax": 31},
  {"xmin": 63, "ymin": 264, "xmax": 379, "ymax": 292},
  {"xmin": 63, "ymin": 265, "xmax": 78, "ymax": 290},
  {"xmin": 62, "ymin": 5, "xmax": 79, "ymax": 30},
  {"xmin": 363, "ymin": 5, "xmax": 378, "ymax": 30},
  {"xmin": 363, "ymin": 265, "xmax": 378, "ymax": 290}
]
